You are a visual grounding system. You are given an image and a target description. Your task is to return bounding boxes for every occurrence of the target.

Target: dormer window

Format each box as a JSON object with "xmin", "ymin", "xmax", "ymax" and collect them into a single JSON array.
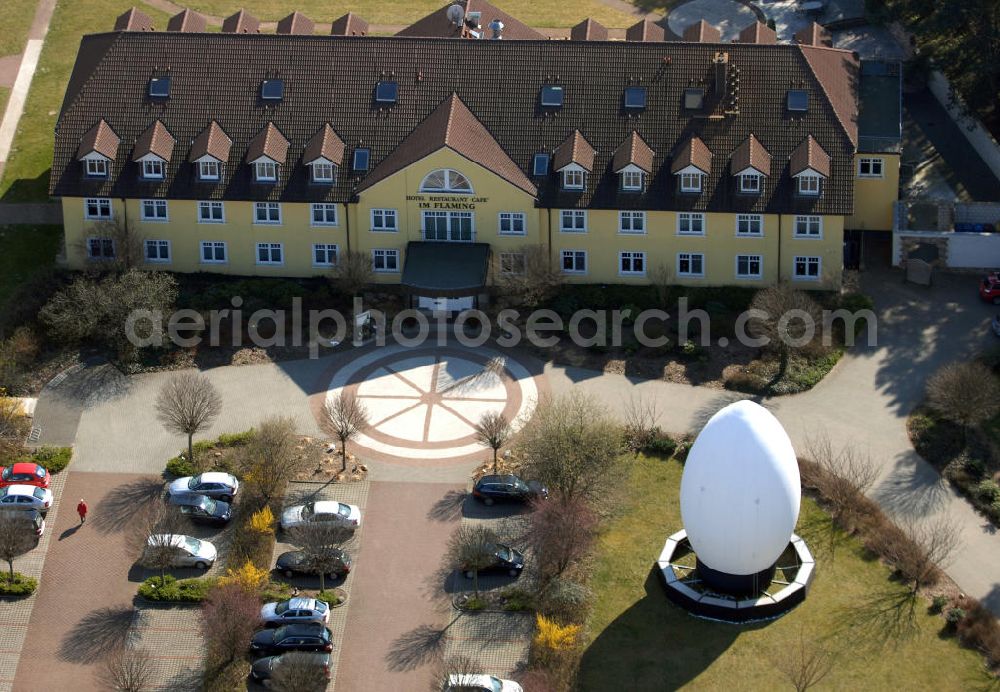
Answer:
[
  {"xmin": 353, "ymin": 148, "xmax": 369, "ymax": 172},
  {"xmin": 375, "ymin": 81, "xmax": 398, "ymax": 104},
  {"xmin": 679, "ymin": 172, "xmax": 702, "ymax": 193},
  {"xmin": 85, "ymin": 157, "xmax": 108, "ymax": 177},
  {"xmin": 562, "ymin": 168, "xmax": 585, "ymax": 190},
  {"xmin": 199, "ymin": 160, "xmax": 220, "ymax": 181},
  {"xmin": 798, "ymin": 174, "xmax": 820, "ymax": 196},
  {"xmin": 311, "ymin": 161, "xmax": 335, "ymax": 183},
  {"xmin": 261, "ymin": 79, "xmax": 284, "ymax": 101},
  {"xmin": 142, "ymin": 159, "xmax": 164, "ymax": 179},
  {"xmin": 739, "ymin": 173, "xmax": 762, "ymax": 194},
  {"xmin": 255, "ymin": 160, "xmax": 277, "ymax": 182},
  {"xmin": 540, "ymin": 85, "xmax": 564, "ymax": 108},
  {"xmin": 621, "ymin": 169, "xmax": 644, "ymax": 192}
]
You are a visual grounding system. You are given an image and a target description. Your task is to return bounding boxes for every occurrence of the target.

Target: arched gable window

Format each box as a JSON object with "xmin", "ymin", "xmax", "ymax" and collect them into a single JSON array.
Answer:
[{"xmin": 419, "ymin": 169, "xmax": 473, "ymax": 193}]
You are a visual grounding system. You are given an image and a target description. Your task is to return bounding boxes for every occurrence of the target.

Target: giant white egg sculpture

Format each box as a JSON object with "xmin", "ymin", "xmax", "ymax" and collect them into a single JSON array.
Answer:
[{"xmin": 679, "ymin": 400, "xmax": 800, "ymax": 577}]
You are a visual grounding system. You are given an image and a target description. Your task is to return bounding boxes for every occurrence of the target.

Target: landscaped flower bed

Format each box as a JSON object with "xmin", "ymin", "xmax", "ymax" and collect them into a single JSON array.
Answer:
[{"xmin": 0, "ymin": 572, "xmax": 37, "ymax": 597}]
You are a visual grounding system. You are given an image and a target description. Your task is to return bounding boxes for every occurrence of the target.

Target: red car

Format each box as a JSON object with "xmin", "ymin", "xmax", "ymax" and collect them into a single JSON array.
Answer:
[
  {"xmin": 980, "ymin": 272, "xmax": 1000, "ymax": 304},
  {"xmin": 0, "ymin": 463, "xmax": 51, "ymax": 490}
]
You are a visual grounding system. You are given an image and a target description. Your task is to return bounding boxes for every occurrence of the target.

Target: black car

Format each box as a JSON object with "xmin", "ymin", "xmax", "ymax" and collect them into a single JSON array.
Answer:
[
  {"xmin": 0, "ymin": 508, "xmax": 44, "ymax": 537},
  {"xmin": 250, "ymin": 651, "xmax": 331, "ymax": 682},
  {"xmin": 275, "ymin": 549, "xmax": 351, "ymax": 579},
  {"xmin": 249, "ymin": 623, "xmax": 334, "ymax": 654},
  {"xmin": 463, "ymin": 543, "xmax": 524, "ymax": 579},
  {"xmin": 472, "ymin": 474, "xmax": 548, "ymax": 506},
  {"xmin": 167, "ymin": 493, "xmax": 232, "ymax": 526}
]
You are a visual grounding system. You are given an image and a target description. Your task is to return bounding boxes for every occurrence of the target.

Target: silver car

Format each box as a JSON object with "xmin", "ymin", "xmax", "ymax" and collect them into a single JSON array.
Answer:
[
  {"xmin": 145, "ymin": 534, "xmax": 217, "ymax": 569},
  {"xmin": 0, "ymin": 485, "xmax": 53, "ymax": 514},
  {"xmin": 280, "ymin": 501, "xmax": 361, "ymax": 531},
  {"xmin": 260, "ymin": 597, "xmax": 330, "ymax": 626},
  {"xmin": 167, "ymin": 472, "xmax": 239, "ymax": 502}
]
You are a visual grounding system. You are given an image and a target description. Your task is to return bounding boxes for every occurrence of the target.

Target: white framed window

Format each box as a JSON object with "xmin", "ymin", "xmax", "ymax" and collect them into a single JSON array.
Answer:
[
  {"xmin": 372, "ymin": 248, "xmax": 399, "ymax": 273},
  {"xmin": 560, "ymin": 210, "xmax": 587, "ymax": 233},
  {"xmin": 200, "ymin": 241, "xmax": 227, "ymax": 264},
  {"xmin": 736, "ymin": 214, "xmax": 763, "ymax": 237},
  {"xmin": 371, "ymin": 208, "xmax": 398, "ymax": 232},
  {"xmin": 739, "ymin": 173, "xmax": 761, "ymax": 193},
  {"xmin": 86, "ymin": 237, "xmax": 115, "ymax": 260},
  {"xmin": 312, "ymin": 162, "xmax": 335, "ymax": 183},
  {"xmin": 621, "ymin": 170, "xmax": 644, "ymax": 191},
  {"xmin": 499, "ymin": 252, "xmax": 526, "ymax": 275},
  {"xmin": 419, "ymin": 169, "xmax": 472, "ymax": 193},
  {"xmin": 858, "ymin": 157, "xmax": 884, "ymax": 178},
  {"xmin": 313, "ymin": 243, "xmax": 339, "ymax": 267},
  {"xmin": 677, "ymin": 252, "xmax": 704, "ymax": 278},
  {"xmin": 311, "ymin": 203, "xmax": 338, "ymax": 226},
  {"xmin": 254, "ymin": 202, "xmax": 282, "ymax": 224},
  {"xmin": 619, "ymin": 211, "xmax": 646, "ymax": 235},
  {"xmin": 142, "ymin": 159, "xmax": 164, "ymax": 179},
  {"xmin": 85, "ymin": 158, "xmax": 108, "ymax": 177},
  {"xmin": 498, "ymin": 212, "xmax": 526, "ymax": 236},
  {"xmin": 422, "ymin": 211, "xmax": 474, "ymax": 242},
  {"xmin": 256, "ymin": 242, "xmax": 283, "ymax": 265},
  {"xmin": 798, "ymin": 175, "xmax": 821, "ymax": 195},
  {"xmin": 255, "ymin": 160, "xmax": 277, "ymax": 182},
  {"xmin": 144, "ymin": 239, "xmax": 170, "ymax": 263},
  {"xmin": 84, "ymin": 197, "xmax": 112, "ymax": 220},
  {"xmin": 793, "ymin": 255, "xmax": 822, "ymax": 281},
  {"xmin": 562, "ymin": 169, "xmax": 585, "ymax": 190},
  {"xmin": 619, "ymin": 251, "xmax": 646, "ymax": 276},
  {"xmin": 677, "ymin": 212, "xmax": 705, "ymax": 236},
  {"xmin": 736, "ymin": 254, "xmax": 763, "ymax": 279},
  {"xmin": 794, "ymin": 215, "xmax": 823, "ymax": 238},
  {"xmin": 197, "ymin": 201, "xmax": 225, "ymax": 223},
  {"xmin": 140, "ymin": 199, "xmax": 168, "ymax": 221},
  {"xmin": 680, "ymin": 172, "xmax": 702, "ymax": 193},
  {"xmin": 561, "ymin": 250, "xmax": 587, "ymax": 274},
  {"xmin": 198, "ymin": 160, "xmax": 220, "ymax": 181}
]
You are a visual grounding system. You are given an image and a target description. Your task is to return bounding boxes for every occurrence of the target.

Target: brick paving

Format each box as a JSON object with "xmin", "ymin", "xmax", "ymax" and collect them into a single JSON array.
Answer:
[
  {"xmin": 131, "ymin": 606, "xmax": 203, "ymax": 691},
  {"xmin": 442, "ymin": 611, "xmax": 533, "ymax": 678}
]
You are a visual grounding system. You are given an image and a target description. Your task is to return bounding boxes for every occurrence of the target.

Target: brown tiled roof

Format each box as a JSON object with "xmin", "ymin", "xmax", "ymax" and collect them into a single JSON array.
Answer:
[
  {"xmin": 671, "ymin": 135, "xmax": 712, "ymax": 174},
  {"xmin": 51, "ymin": 33, "xmax": 858, "ymax": 214},
  {"xmin": 800, "ymin": 45, "xmax": 859, "ymax": 146},
  {"xmin": 246, "ymin": 123, "xmax": 290, "ymax": 163},
  {"xmin": 357, "ymin": 93, "xmax": 535, "ymax": 195},
  {"xmin": 277, "ymin": 12, "xmax": 315, "ymax": 36},
  {"xmin": 794, "ymin": 22, "xmax": 832, "ymax": 47},
  {"xmin": 612, "ymin": 131, "xmax": 654, "ymax": 173},
  {"xmin": 625, "ymin": 19, "xmax": 664, "ymax": 42},
  {"xmin": 330, "ymin": 13, "xmax": 368, "ymax": 36},
  {"xmin": 683, "ymin": 20, "xmax": 722, "ymax": 43},
  {"xmin": 77, "ymin": 119, "xmax": 120, "ymax": 159},
  {"xmin": 571, "ymin": 19, "xmax": 608, "ymax": 41},
  {"xmin": 396, "ymin": 0, "xmax": 545, "ymax": 40},
  {"xmin": 132, "ymin": 120, "xmax": 175, "ymax": 161},
  {"xmin": 302, "ymin": 124, "xmax": 345, "ymax": 165},
  {"xmin": 790, "ymin": 135, "xmax": 831, "ymax": 177},
  {"xmin": 222, "ymin": 10, "xmax": 260, "ymax": 34},
  {"xmin": 189, "ymin": 121, "xmax": 232, "ymax": 162},
  {"xmin": 737, "ymin": 22, "xmax": 776, "ymax": 44},
  {"xmin": 731, "ymin": 134, "xmax": 771, "ymax": 175},
  {"xmin": 552, "ymin": 130, "xmax": 597, "ymax": 172},
  {"xmin": 166, "ymin": 9, "xmax": 206, "ymax": 33},
  {"xmin": 114, "ymin": 8, "xmax": 153, "ymax": 32}
]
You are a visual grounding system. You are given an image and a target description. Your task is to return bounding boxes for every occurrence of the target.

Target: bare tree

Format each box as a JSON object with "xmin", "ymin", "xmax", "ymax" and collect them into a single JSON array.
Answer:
[
  {"xmin": 926, "ymin": 361, "xmax": 1000, "ymax": 441},
  {"xmin": 429, "ymin": 654, "xmax": 482, "ymax": 692},
  {"xmin": 72, "ymin": 216, "xmax": 147, "ymax": 272},
  {"xmin": 132, "ymin": 501, "xmax": 190, "ymax": 586},
  {"xmin": 268, "ymin": 651, "xmax": 330, "ymax": 692},
  {"xmin": 0, "ymin": 512, "xmax": 37, "ymax": 578},
  {"xmin": 447, "ymin": 524, "xmax": 498, "ymax": 598},
  {"xmin": 288, "ymin": 523, "xmax": 355, "ymax": 593},
  {"xmin": 325, "ymin": 391, "xmax": 369, "ymax": 472},
  {"xmin": 498, "ymin": 244, "xmax": 562, "ymax": 308},
  {"xmin": 202, "ymin": 581, "xmax": 262, "ymax": 666},
  {"xmin": 242, "ymin": 416, "xmax": 300, "ymax": 502},
  {"xmin": 515, "ymin": 392, "xmax": 625, "ymax": 504},
  {"xmin": 331, "ymin": 250, "xmax": 375, "ymax": 341},
  {"xmin": 523, "ymin": 495, "xmax": 597, "ymax": 588},
  {"xmin": 155, "ymin": 372, "xmax": 223, "ymax": 468},
  {"xmin": 803, "ymin": 434, "xmax": 879, "ymax": 538},
  {"xmin": 773, "ymin": 629, "xmax": 834, "ymax": 692},
  {"xmin": 650, "ymin": 262, "xmax": 673, "ymax": 308},
  {"xmin": 748, "ymin": 285, "xmax": 824, "ymax": 376},
  {"xmin": 872, "ymin": 517, "xmax": 962, "ymax": 592},
  {"xmin": 622, "ymin": 394, "xmax": 661, "ymax": 454},
  {"xmin": 473, "ymin": 411, "xmax": 511, "ymax": 472},
  {"xmin": 96, "ymin": 646, "xmax": 154, "ymax": 692},
  {"xmin": 0, "ymin": 396, "xmax": 28, "ymax": 461}
]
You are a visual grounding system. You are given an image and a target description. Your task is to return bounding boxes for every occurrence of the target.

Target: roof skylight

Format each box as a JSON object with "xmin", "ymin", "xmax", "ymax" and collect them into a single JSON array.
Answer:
[{"xmin": 540, "ymin": 85, "xmax": 564, "ymax": 108}]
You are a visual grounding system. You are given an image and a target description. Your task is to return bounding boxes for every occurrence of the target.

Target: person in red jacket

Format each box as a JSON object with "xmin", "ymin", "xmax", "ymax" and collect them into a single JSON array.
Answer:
[{"xmin": 76, "ymin": 499, "xmax": 88, "ymax": 525}]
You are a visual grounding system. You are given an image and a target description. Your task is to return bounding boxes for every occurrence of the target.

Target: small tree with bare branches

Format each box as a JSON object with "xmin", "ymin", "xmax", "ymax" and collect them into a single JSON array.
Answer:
[
  {"xmin": 473, "ymin": 411, "xmax": 511, "ymax": 472},
  {"xmin": 622, "ymin": 394, "xmax": 661, "ymax": 454},
  {"xmin": 96, "ymin": 646, "xmax": 154, "ymax": 692},
  {"xmin": 331, "ymin": 250, "xmax": 375, "ymax": 341},
  {"xmin": 926, "ymin": 361, "xmax": 1000, "ymax": 441},
  {"xmin": 73, "ymin": 217, "xmax": 147, "ymax": 272},
  {"xmin": 202, "ymin": 581, "xmax": 262, "ymax": 667},
  {"xmin": 447, "ymin": 524, "xmax": 497, "ymax": 599},
  {"xmin": 0, "ymin": 396, "xmax": 28, "ymax": 461},
  {"xmin": 773, "ymin": 629, "xmax": 834, "ymax": 692},
  {"xmin": 288, "ymin": 522, "xmax": 355, "ymax": 593},
  {"xmin": 0, "ymin": 512, "xmax": 37, "ymax": 579},
  {"xmin": 805, "ymin": 434, "xmax": 879, "ymax": 534},
  {"xmin": 133, "ymin": 501, "xmax": 190, "ymax": 586},
  {"xmin": 268, "ymin": 651, "xmax": 330, "ymax": 692},
  {"xmin": 242, "ymin": 416, "xmax": 300, "ymax": 502},
  {"xmin": 872, "ymin": 517, "xmax": 962, "ymax": 592},
  {"xmin": 155, "ymin": 372, "xmax": 223, "ymax": 468},
  {"xmin": 523, "ymin": 495, "xmax": 597, "ymax": 589},
  {"xmin": 325, "ymin": 391, "xmax": 369, "ymax": 472},
  {"xmin": 748, "ymin": 285, "xmax": 824, "ymax": 377},
  {"xmin": 498, "ymin": 244, "xmax": 562, "ymax": 309}
]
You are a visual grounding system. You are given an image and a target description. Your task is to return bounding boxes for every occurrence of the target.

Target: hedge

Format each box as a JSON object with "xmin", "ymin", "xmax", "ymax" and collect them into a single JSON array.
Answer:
[
  {"xmin": 27, "ymin": 446, "xmax": 72, "ymax": 474},
  {"xmin": 138, "ymin": 575, "xmax": 216, "ymax": 603},
  {"xmin": 0, "ymin": 572, "xmax": 38, "ymax": 596}
]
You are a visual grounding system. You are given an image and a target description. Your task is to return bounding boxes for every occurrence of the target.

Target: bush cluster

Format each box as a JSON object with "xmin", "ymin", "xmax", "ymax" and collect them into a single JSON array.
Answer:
[
  {"xmin": 137, "ymin": 575, "xmax": 215, "ymax": 603},
  {"xmin": 164, "ymin": 429, "xmax": 255, "ymax": 478},
  {"xmin": 28, "ymin": 446, "xmax": 72, "ymax": 474},
  {"xmin": 0, "ymin": 572, "xmax": 37, "ymax": 596}
]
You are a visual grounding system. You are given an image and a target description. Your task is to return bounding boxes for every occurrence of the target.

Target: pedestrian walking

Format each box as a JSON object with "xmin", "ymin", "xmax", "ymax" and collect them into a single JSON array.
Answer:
[{"xmin": 77, "ymin": 498, "xmax": 88, "ymax": 525}]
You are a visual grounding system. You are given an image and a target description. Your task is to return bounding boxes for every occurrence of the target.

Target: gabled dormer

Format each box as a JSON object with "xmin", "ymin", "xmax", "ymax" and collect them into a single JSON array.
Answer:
[
  {"xmin": 302, "ymin": 124, "xmax": 345, "ymax": 184},
  {"xmin": 77, "ymin": 119, "xmax": 119, "ymax": 178},
  {"xmin": 731, "ymin": 134, "xmax": 771, "ymax": 195},
  {"xmin": 189, "ymin": 121, "xmax": 232, "ymax": 182},
  {"xmin": 612, "ymin": 131, "xmax": 654, "ymax": 192},
  {"xmin": 246, "ymin": 123, "xmax": 290, "ymax": 183},
  {"xmin": 132, "ymin": 120, "xmax": 175, "ymax": 180},
  {"xmin": 789, "ymin": 135, "xmax": 831, "ymax": 197},
  {"xmin": 671, "ymin": 135, "xmax": 712, "ymax": 194},
  {"xmin": 552, "ymin": 130, "xmax": 596, "ymax": 191}
]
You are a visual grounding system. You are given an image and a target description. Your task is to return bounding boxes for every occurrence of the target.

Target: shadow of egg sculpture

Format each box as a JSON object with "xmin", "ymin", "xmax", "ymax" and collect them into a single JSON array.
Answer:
[{"xmin": 679, "ymin": 400, "xmax": 800, "ymax": 591}]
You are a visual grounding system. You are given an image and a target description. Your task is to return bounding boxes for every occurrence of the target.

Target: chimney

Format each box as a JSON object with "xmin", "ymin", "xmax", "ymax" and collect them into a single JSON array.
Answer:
[
  {"xmin": 714, "ymin": 52, "xmax": 728, "ymax": 97},
  {"xmin": 489, "ymin": 19, "xmax": 504, "ymax": 39}
]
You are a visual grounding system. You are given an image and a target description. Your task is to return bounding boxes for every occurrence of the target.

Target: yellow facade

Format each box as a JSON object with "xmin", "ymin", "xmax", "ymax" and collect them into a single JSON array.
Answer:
[
  {"xmin": 847, "ymin": 153, "xmax": 900, "ymax": 231},
  {"xmin": 64, "ymin": 146, "xmax": 851, "ymax": 290}
]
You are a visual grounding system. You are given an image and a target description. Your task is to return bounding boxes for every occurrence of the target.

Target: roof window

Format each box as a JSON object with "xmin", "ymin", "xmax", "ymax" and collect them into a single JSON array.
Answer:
[
  {"xmin": 353, "ymin": 148, "xmax": 370, "ymax": 172},
  {"xmin": 261, "ymin": 79, "xmax": 284, "ymax": 101},
  {"xmin": 375, "ymin": 81, "xmax": 398, "ymax": 104},
  {"xmin": 532, "ymin": 153, "xmax": 550, "ymax": 176},
  {"xmin": 683, "ymin": 88, "xmax": 705, "ymax": 110},
  {"xmin": 624, "ymin": 86, "xmax": 646, "ymax": 110},
  {"xmin": 148, "ymin": 77, "xmax": 170, "ymax": 98},
  {"xmin": 787, "ymin": 90, "xmax": 809, "ymax": 112},
  {"xmin": 540, "ymin": 85, "xmax": 564, "ymax": 108}
]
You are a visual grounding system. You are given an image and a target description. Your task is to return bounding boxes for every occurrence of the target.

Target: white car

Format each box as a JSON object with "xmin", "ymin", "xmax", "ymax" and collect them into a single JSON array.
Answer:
[
  {"xmin": 167, "ymin": 472, "xmax": 239, "ymax": 502},
  {"xmin": 145, "ymin": 534, "xmax": 217, "ymax": 569},
  {"xmin": 446, "ymin": 674, "xmax": 523, "ymax": 692},
  {"xmin": 280, "ymin": 501, "xmax": 361, "ymax": 531},
  {"xmin": 260, "ymin": 597, "xmax": 330, "ymax": 626},
  {"xmin": 0, "ymin": 485, "xmax": 53, "ymax": 514}
]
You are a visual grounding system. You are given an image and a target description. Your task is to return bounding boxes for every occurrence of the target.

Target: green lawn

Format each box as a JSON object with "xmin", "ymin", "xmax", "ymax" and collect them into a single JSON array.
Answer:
[
  {"xmin": 0, "ymin": 0, "xmax": 37, "ymax": 58},
  {"xmin": 579, "ymin": 455, "xmax": 989, "ymax": 690},
  {"xmin": 0, "ymin": 225, "xmax": 63, "ymax": 307}
]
